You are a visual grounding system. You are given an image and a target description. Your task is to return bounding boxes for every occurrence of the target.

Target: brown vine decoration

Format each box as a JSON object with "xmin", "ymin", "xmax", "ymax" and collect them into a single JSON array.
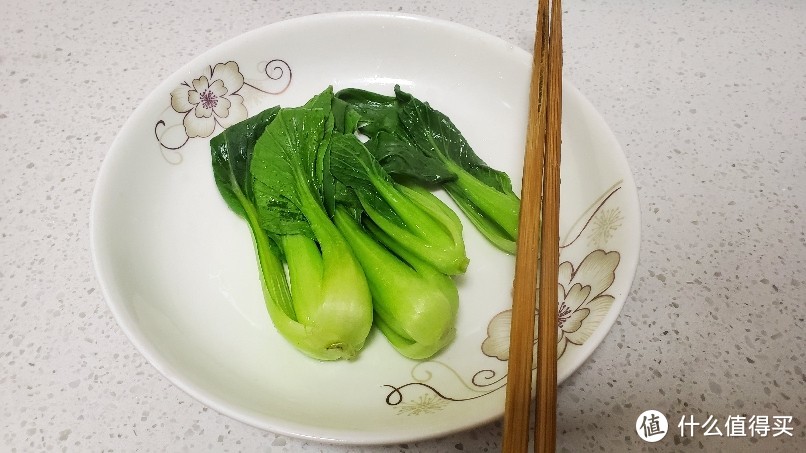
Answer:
[
  {"xmin": 471, "ymin": 368, "xmax": 507, "ymax": 387},
  {"xmin": 560, "ymin": 186, "xmax": 621, "ymax": 248},
  {"xmin": 243, "ymin": 59, "xmax": 292, "ymax": 95},
  {"xmin": 384, "ymin": 376, "xmax": 505, "ymax": 407}
]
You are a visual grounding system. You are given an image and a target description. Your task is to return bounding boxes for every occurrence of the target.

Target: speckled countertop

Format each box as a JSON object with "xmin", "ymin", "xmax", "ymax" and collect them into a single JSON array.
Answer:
[{"xmin": 2, "ymin": 0, "xmax": 804, "ymax": 452}]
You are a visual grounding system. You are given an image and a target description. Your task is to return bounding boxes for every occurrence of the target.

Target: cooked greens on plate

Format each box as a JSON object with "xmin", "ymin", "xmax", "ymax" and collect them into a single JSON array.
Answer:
[{"xmin": 210, "ymin": 85, "xmax": 520, "ymax": 361}]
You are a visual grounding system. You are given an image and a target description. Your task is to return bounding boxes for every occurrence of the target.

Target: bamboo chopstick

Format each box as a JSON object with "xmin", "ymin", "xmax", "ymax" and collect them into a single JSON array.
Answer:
[
  {"xmin": 534, "ymin": 0, "xmax": 562, "ymax": 451},
  {"xmin": 501, "ymin": 0, "xmax": 562, "ymax": 451},
  {"xmin": 501, "ymin": 0, "xmax": 549, "ymax": 450}
]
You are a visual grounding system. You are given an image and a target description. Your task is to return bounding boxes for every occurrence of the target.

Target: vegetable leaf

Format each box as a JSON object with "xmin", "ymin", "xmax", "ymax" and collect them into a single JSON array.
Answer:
[
  {"xmin": 251, "ymin": 106, "xmax": 374, "ymax": 360},
  {"xmin": 211, "ymin": 106, "xmax": 280, "ymax": 217},
  {"xmin": 336, "ymin": 86, "xmax": 520, "ymax": 253},
  {"xmin": 209, "ymin": 106, "xmax": 296, "ymax": 320},
  {"xmin": 330, "ymin": 133, "xmax": 468, "ymax": 275},
  {"xmin": 250, "ymin": 107, "xmax": 324, "ymax": 237},
  {"xmin": 393, "ymin": 86, "xmax": 520, "ymax": 253},
  {"xmin": 394, "ymin": 87, "xmax": 516, "ymax": 194},
  {"xmin": 334, "ymin": 87, "xmax": 401, "ymax": 137},
  {"xmin": 364, "ymin": 131, "xmax": 456, "ymax": 184}
]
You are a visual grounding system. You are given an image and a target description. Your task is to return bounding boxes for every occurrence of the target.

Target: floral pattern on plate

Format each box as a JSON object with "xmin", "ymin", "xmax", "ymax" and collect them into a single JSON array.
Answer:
[{"xmin": 154, "ymin": 59, "xmax": 292, "ymax": 163}]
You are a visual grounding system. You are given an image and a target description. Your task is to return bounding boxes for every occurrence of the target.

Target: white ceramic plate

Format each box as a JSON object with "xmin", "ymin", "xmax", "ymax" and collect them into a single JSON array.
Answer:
[{"xmin": 91, "ymin": 11, "xmax": 640, "ymax": 445}]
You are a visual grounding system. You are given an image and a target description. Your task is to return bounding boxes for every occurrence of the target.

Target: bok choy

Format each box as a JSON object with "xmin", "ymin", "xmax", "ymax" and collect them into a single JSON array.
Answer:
[
  {"xmin": 333, "ymin": 206, "xmax": 458, "ymax": 359},
  {"xmin": 329, "ymin": 132, "xmax": 468, "ymax": 275},
  {"xmin": 251, "ymin": 106, "xmax": 374, "ymax": 360},
  {"xmin": 211, "ymin": 101, "xmax": 373, "ymax": 361},
  {"xmin": 336, "ymin": 86, "xmax": 521, "ymax": 253},
  {"xmin": 211, "ymin": 84, "xmax": 520, "ymax": 361}
]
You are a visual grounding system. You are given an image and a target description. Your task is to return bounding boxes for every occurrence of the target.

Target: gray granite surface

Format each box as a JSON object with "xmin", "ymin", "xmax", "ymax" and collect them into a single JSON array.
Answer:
[{"xmin": 1, "ymin": 0, "xmax": 804, "ymax": 451}]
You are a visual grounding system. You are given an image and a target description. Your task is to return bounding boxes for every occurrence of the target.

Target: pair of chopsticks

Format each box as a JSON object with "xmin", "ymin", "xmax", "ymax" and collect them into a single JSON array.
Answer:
[{"xmin": 502, "ymin": 0, "xmax": 563, "ymax": 452}]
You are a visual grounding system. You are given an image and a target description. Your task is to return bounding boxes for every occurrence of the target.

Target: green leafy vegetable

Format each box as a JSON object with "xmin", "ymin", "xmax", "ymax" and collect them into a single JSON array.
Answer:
[
  {"xmin": 333, "ymin": 207, "xmax": 458, "ymax": 359},
  {"xmin": 211, "ymin": 84, "xmax": 521, "ymax": 361},
  {"xmin": 364, "ymin": 131, "xmax": 457, "ymax": 185},
  {"xmin": 211, "ymin": 106, "xmax": 280, "ymax": 220},
  {"xmin": 335, "ymin": 88, "xmax": 456, "ymax": 185},
  {"xmin": 395, "ymin": 87, "xmax": 521, "ymax": 253},
  {"xmin": 333, "ymin": 88, "xmax": 401, "ymax": 138},
  {"xmin": 329, "ymin": 132, "xmax": 468, "ymax": 275},
  {"xmin": 210, "ymin": 105, "xmax": 295, "ymax": 319},
  {"xmin": 250, "ymin": 106, "xmax": 374, "ymax": 360},
  {"xmin": 211, "ymin": 98, "xmax": 374, "ymax": 361},
  {"xmin": 336, "ymin": 86, "xmax": 521, "ymax": 253}
]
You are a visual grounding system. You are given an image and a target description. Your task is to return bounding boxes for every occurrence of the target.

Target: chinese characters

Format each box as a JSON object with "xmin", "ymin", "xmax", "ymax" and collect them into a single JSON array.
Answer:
[{"xmin": 677, "ymin": 414, "xmax": 794, "ymax": 438}]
